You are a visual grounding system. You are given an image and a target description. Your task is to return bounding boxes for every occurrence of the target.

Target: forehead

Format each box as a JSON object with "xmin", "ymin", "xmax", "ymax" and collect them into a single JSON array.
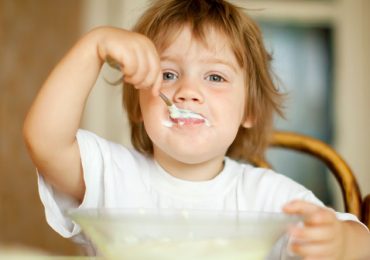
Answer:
[{"xmin": 157, "ymin": 25, "xmax": 238, "ymax": 63}]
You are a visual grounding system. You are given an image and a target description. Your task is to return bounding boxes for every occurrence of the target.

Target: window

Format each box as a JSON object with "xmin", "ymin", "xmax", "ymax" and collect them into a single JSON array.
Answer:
[{"xmin": 260, "ymin": 22, "xmax": 334, "ymax": 205}]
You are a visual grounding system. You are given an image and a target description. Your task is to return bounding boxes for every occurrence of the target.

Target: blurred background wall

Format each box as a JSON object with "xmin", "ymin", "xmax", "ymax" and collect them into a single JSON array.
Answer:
[
  {"xmin": 0, "ymin": 0, "xmax": 369, "ymax": 256},
  {"xmin": 0, "ymin": 0, "xmax": 82, "ymax": 255}
]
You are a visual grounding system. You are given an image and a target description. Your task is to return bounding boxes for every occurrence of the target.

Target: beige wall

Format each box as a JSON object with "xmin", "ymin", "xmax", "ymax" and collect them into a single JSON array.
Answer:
[
  {"xmin": 0, "ymin": 0, "xmax": 82, "ymax": 255},
  {"xmin": 334, "ymin": 0, "xmax": 370, "ymax": 207}
]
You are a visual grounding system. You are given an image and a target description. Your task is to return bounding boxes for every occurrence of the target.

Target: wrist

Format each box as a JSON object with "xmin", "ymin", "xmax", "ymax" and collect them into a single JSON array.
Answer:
[
  {"xmin": 341, "ymin": 221, "xmax": 370, "ymax": 260},
  {"xmin": 79, "ymin": 26, "xmax": 113, "ymax": 67},
  {"xmin": 87, "ymin": 26, "xmax": 122, "ymax": 65}
]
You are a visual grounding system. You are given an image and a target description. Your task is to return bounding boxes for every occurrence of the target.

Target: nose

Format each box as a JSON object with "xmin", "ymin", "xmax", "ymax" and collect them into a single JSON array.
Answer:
[{"xmin": 173, "ymin": 79, "xmax": 204, "ymax": 104}]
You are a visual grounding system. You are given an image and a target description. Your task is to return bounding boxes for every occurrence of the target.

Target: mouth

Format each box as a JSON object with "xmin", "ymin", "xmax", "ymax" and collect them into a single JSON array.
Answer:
[
  {"xmin": 170, "ymin": 108, "xmax": 211, "ymax": 126},
  {"xmin": 161, "ymin": 107, "xmax": 211, "ymax": 128},
  {"xmin": 170, "ymin": 117, "xmax": 206, "ymax": 126}
]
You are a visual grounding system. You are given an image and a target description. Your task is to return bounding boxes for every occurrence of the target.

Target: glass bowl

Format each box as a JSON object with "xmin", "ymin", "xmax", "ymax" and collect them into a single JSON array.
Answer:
[{"xmin": 69, "ymin": 208, "xmax": 299, "ymax": 260}]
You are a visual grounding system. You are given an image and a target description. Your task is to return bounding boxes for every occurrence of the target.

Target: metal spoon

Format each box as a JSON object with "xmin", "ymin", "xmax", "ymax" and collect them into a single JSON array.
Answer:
[
  {"xmin": 105, "ymin": 57, "xmax": 205, "ymax": 119},
  {"xmin": 106, "ymin": 57, "xmax": 173, "ymax": 106},
  {"xmin": 157, "ymin": 92, "xmax": 207, "ymax": 121}
]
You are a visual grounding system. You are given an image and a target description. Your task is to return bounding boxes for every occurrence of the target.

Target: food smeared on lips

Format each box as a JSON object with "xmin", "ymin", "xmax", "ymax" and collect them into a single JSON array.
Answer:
[
  {"xmin": 171, "ymin": 117, "xmax": 205, "ymax": 125},
  {"xmin": 162, "ymin": 105, "xmax": 210, "ymax": 127}
]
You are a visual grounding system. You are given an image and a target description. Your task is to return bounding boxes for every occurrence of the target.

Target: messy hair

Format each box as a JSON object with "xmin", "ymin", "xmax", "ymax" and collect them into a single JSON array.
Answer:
[{"xmin": 123, "ymin": 0, "xmax": 284, "ymax": 162}]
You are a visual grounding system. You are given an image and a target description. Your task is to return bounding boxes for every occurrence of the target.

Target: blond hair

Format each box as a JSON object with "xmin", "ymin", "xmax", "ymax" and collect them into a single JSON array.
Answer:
[{"xmin": 123, "ymin": 0, "xmax": 284, "ymax": 162}]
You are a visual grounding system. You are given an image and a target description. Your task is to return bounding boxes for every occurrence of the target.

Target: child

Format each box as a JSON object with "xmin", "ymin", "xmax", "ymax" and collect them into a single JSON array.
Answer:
[{"xmin": 24, "ymin": 0, "xmax": 369, "ymax": 258}]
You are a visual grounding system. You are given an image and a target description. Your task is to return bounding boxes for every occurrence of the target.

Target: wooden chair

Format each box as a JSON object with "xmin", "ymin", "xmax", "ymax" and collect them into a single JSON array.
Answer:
[{"xmin": 255, "ymin": 131, "xmax": 370, "ymax": 229}]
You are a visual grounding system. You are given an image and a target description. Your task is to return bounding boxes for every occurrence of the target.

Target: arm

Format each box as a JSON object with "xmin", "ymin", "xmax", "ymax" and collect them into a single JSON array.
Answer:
[
  {"xmin": 23, "ymin": 26, "xmax": 162, "ymax": 201},
  {"xmin": 284, "ymin": 200, "xmax": 370, "ymax": 260}
]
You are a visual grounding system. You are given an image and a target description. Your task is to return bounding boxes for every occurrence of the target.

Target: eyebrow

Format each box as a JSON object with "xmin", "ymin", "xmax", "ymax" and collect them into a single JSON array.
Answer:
[
  {"xmin": 199, "ymin": 57, "xmax": 238, "ymax": 73},
  {"xmin": 160, "ymin": 55, "xmax": 239, "ymax": 73},
  {"xmin": 160, "ymin": 55, "xmax": 180, "ymax": 63}
]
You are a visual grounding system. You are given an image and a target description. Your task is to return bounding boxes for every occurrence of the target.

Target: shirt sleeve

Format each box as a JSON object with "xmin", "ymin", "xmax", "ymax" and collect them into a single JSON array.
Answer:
[{"xmin": 37, "ymin": 129, "xmax": 107, "ymax": 240}]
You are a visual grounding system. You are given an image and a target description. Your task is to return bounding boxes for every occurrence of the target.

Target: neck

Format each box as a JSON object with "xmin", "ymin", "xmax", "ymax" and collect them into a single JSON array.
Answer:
[{"xmin": 154, "ymin": 152, "xmax": 225, "ymax": 181}]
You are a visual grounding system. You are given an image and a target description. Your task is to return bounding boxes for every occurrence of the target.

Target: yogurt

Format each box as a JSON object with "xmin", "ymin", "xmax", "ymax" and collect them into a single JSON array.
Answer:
[{"xmin": 163, "ymin": 104, "xmax": 211, "ymax": 127}]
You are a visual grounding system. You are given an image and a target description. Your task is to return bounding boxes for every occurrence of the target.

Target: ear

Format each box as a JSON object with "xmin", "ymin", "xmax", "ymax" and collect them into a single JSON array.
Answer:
[{"xmin": 241, "ymin": 116, "xmax": 254, "ymax": 128}]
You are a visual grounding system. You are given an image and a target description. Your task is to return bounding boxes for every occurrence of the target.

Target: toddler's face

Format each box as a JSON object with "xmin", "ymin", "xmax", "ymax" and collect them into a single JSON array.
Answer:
[{"xmin": 139, "ymin": 26, "xmax": 252, "ymax": 165}]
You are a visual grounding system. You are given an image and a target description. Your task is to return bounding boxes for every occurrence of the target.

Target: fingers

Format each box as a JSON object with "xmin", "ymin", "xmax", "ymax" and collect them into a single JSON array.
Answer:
[
  {"xmin": 283, "ymin": 200, "xmax": 344, "ymax": 259},
  {"xmin": 101, "ymin": 29, "xmax": 162, "ymax": 94},
  {"xmin": 283, "ymin": 200, "xmax": 321, "ymax": 215},
  {"xmin": 283, "ymin": 200, "xmax": 336, "ymax": 226},
  {"xmin": 125, "ymin": 47, "xmax": 159, "ymax": 87},
  {"xmin": 141, "ymin": 47, "xmax": 162, "ymax": 94},
  {"xmin": 289, "ymin": 224, "xmax": 334, "ymax": 243},
  {"xmin": 151, "ymin": 71, "xmax": 163, "ymax": 96},
  {"xmin": 121, "ymin": 36, "xmax": 162, "ymax": 93},
  {"xmin": 289, "ymin": 240, "xmax": 336, "ymax": 259},
  {"xmin": 287, "ymin": 224, "xmax": 341, "ymax": 259},
  {"xmin": 123, "ymin": 47, "xmax": 148, "ymax": 85}
]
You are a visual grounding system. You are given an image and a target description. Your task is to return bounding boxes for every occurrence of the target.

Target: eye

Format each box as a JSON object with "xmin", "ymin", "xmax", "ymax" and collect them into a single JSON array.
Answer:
[
  {"xmin": 163, "ymin": 72, "xmax": 178, "ymax": 81},
  {"xmin": 206, "ymin": 74, "xmax": 225, "ymax": 82}
]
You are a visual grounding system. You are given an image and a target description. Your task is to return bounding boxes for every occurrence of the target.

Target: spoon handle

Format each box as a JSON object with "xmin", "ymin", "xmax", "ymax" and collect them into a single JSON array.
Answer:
[
  {"xmin": 158, "ymin": 92, "xmax": 173, "ymax": 107},
  {"xmin": 106, "ymin": 56, "xmax": 122, "ymax": 71},
  {"xmin": 106, "ymin": 56, "xmax": 172, "ymax": 108}
]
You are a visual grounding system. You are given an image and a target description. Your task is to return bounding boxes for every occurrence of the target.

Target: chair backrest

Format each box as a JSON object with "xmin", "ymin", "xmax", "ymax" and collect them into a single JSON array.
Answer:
[{"xmin": 254, "ymin": 131, "xmax": 368, "ymax": 226}]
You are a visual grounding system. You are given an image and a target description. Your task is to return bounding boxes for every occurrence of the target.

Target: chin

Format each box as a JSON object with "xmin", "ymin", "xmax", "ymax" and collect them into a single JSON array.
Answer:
[
  {"xmin": 170, "ymin": 149, "xmax": 224, "ymax": 165},
  {"xmin": 175, "ymin": 156, "xmax": 208, "ymax": 164},
  {"xmin": 152, "ymin": 136, "xmax": 230, "ymax": 164}
]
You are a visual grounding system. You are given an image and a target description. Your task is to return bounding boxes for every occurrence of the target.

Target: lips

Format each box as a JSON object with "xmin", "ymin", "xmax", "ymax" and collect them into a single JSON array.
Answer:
[{"xmin": 170, "ymin": 117, "xmax": 205, "ymax": 125}]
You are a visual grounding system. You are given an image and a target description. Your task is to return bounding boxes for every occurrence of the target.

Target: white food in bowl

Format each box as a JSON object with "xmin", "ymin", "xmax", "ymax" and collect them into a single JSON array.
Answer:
[{"xmin": 69, "ymin": 208, "xmax": 299, "ymax": 260}]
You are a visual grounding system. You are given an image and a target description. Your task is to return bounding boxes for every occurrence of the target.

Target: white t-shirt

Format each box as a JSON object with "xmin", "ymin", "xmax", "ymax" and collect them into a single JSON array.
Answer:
[{"xmin": 37, "ymin": 129, "xmax": 360, "ymax": 245}]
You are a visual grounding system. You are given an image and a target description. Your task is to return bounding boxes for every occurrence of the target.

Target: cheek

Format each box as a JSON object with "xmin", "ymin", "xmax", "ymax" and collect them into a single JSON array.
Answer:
[
  {"xmin": 219, "ymin": 92, "xmax": 246, "ymax": 125},
  {"xmin": 139, "ymin": 90, "xmax": 156, "ymax": 117},
  {"xmin": 139, "ymin": 90, "xmax": 165, "ymax": 134},
  {"xmin": 234, "ymin": 86, "xmax": 247, "ymax": 123}
]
